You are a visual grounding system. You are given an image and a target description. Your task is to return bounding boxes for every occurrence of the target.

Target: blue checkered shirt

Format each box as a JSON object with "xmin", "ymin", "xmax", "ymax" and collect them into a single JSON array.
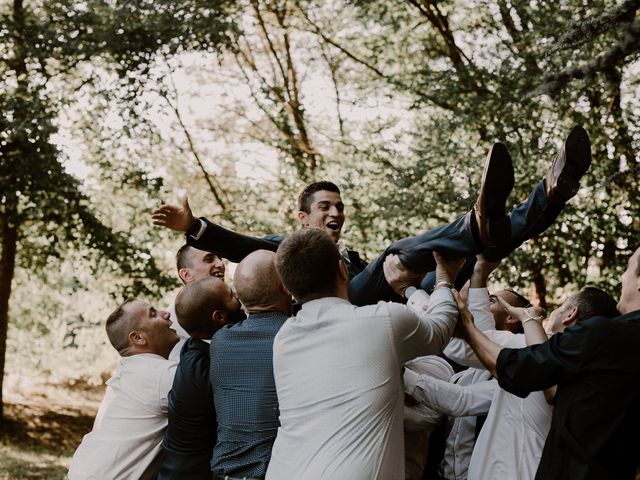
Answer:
[{"xmin": 210, "ymin": 311, "xmax": 287, "ymax": 477}]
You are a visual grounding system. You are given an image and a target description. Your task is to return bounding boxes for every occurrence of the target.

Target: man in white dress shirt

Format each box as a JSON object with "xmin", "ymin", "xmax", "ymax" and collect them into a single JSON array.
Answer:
[
  {"xmin": 266, "ymin": 228, "xmax": 462, "ymax": 480},
  {"xmin": 68, "ymin": 298, "xmax": 179, "ymax": 480}
]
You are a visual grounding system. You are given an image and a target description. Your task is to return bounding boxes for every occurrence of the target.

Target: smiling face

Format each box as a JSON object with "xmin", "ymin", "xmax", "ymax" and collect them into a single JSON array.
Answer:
[
  {"xmin": 178, "ymin": 247, "xmax": 225, "ymax": 285},
  {"xmin": 297, "ymin": 190, "xmax": 345, "ymax": 243}
]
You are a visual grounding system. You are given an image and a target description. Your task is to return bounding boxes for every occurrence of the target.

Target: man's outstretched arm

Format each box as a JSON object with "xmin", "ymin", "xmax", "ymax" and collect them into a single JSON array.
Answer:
[{"xmin": 152, "ymin": 195, "xmax": 282, "ymax": 262}]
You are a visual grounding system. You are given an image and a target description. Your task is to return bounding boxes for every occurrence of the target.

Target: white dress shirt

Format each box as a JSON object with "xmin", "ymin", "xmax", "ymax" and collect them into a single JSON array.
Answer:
[
  {"xmin": 68, "ymin": 354, "xmax": 177, "ymax": 480},
  {"xmin": 266, "ymin": 288, "xmax": 458, "ymax": 480},
  {"xmin": 441, "ymin": 288, "xmax": 553, "ymax": 480},
  {"xmin": 403, "ymin": 356, "xmax": 455, "ymax": 480},
  {"xmin": 168, "ymin": 302, "xmax": 189, "ymax": 362},
  {"xmin": 466, "ymin": 334, "xmax": 553, "ymax": 480}
]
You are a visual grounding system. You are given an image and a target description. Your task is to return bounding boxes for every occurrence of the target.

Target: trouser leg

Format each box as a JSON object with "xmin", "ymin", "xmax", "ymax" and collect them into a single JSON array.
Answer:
[
  {"xmin": 420, "ymin": 181, "xmax": 564, "ymax": 293},
  {"xmin": 348, "ymin": 212, "xmax": 480, "ymax": 306}
]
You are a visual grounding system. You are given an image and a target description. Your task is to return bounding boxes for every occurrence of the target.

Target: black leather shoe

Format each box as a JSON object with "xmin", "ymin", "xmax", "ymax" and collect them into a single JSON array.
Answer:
[
  {"xmin": 474, "ymin": 142, "xmax": 514, "ymax": 249},
  {"xmin": 546, "ymin": 126, "xmax": 591, "ymax": 204}
]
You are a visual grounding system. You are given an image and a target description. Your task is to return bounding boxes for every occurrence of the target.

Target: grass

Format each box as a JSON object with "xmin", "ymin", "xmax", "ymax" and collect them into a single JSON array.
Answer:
[{"xmin": 0, "ymin": 379, "xmax": 102, "ymax": 480}]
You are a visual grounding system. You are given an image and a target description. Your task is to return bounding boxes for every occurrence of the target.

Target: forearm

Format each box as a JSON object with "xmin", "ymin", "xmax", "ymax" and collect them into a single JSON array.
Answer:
[
  {"xmin": 188, "ymin": 219, "xmax": 281, "ymax": 262},
  {"xmin": 523, "ymin": 319, "xmax": 548, "ymax": 346},
  {"xmin": 396, "ymin": 288, "xmax": 458, "ymax": 361},
  {"xmin": 463, "ymin": 322, "xmax": 502, "ymax": 377},
  {"xmin": 404, "ymin": 368, "xmax": 494, "ymax": 417}
]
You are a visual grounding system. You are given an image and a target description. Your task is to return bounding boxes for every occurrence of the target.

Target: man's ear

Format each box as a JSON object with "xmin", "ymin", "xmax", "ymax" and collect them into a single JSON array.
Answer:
[
  {"xmin": 212, "ymin": 309, "xmax": 227, "ymax": 329},
  {"xmin": 505, "ymin": 315, "xmax": 519, "ymax": 326},
  {"xmin": 297, "ymin": 210, "xmax": 309, "ymax": 227},
  {"xmin": 561, "ymin": 306, "xmax": 579, "ymax": 327},
  {"xmin": 178, "ymin": 268, "xmax": 192, "ymax": 284},
  {"xmin": 128, "ymin": 330, "xmax": 146, "ymax": 346}
]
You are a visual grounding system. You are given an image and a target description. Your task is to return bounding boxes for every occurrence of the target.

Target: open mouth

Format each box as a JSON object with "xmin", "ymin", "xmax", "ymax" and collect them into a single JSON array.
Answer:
[
  {"xmin": 211, "ymin": 271, "xmax": 225, "ymax": 278},
  {"xmin": 326, "ymin": 221, "xmax": 341, "ymax": 231}
]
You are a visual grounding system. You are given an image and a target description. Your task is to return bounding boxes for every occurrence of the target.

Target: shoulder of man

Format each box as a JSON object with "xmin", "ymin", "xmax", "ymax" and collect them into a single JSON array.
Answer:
[{"xmin": 347, "ymin": 249, "xmax": 368, "ymax": 269}]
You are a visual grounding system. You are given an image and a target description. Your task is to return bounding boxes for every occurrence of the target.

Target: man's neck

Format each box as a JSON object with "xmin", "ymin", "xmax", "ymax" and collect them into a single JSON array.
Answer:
[{"xmin": 246, "ymin": 306, "xmax": 288, "ymax": 315}]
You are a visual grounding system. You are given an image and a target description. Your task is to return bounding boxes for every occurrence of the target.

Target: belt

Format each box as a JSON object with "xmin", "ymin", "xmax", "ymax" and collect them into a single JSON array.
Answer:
[{"xmin": 212, "ymin": 475, "xmax": 263, "ymax": 480}]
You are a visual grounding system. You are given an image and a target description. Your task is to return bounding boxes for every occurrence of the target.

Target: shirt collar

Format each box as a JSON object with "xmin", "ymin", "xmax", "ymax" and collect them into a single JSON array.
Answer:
[{"xmin": 336, "ymin": 240, "xmax": 350, "ymax": 263}]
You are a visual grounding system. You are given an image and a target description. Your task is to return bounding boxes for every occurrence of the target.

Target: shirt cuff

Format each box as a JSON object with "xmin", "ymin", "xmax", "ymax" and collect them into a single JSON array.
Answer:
[
  {"xmin": 468, "ymin": 287, "xmax": 490, "ymax": 305},
  {"xmin": 189, "ymin": 219, "xmax": 207, "ymax": 240},
  {"xmin": 403, "ymin": 367, "xmax": 420, "ymax": 394},
  {"xmin": 407, "ymin": 289, "xmax": 430, "ymax": 312}
]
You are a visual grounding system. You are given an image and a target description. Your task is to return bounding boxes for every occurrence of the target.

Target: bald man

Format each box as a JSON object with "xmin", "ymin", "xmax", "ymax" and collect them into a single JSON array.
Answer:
[
  {"xmin": 210, "ymin": 250, "xmax": 292, "ymax": 480},
  {"xmin": 158, "ymin": 277, "xmax": 243, "ymax": 480}
]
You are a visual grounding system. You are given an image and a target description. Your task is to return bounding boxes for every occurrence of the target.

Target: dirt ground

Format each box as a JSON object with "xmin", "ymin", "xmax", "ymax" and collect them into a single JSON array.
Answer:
[{"xmin": 0, "ymin": 383, "xmax": 102, "ymax": 480}]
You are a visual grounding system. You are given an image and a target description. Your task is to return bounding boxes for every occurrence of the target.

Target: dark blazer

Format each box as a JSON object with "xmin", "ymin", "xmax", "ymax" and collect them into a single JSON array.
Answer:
[
  {"xmin": 188, "ymin": 218, "xmax": 368, "ymax": 278},
  {"xmin": 497, "ymin": 312, "xmax": 640, "ymax": 480},
  {"xmin": 158, "ymin": 339, "xmax": 215, "ymax": 480}
]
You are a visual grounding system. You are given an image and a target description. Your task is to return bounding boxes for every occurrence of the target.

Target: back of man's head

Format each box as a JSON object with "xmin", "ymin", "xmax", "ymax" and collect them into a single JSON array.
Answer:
[
  {"xmin": 235, "ymin": 250, "xmax": 289, "ymax": 313},
  {"xmin": 571, "ymin": 286, "xmax": 619, "ymax": 321},
  {"xmin": 105, "ymin": 297, "xmax": 138, "ymax": 355},
  {"xmin": 275, "ymin": 228, "xmax": 342, "ymax": 303},
  {"xmin": 175, "ymin": 277, "xmax": 239, "ymax": 339},
  {"xmin": 298, "ymin": 181, "xmax": 340, "ymax": 213}
]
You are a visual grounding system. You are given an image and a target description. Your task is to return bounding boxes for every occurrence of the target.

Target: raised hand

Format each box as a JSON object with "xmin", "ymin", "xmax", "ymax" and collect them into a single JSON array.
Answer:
[
  {"xmin": 470, "ymin": 253, "xmax": 502, "ymax": 288},
  {"xmin": 383, "ymin": 254, "xmax": 425, "ymax": 297},
  {"xmin": 151, "ymin": 195, "xmax": 198, "ymax": 233},
  {"xmin": 451, "ymin": 288, "xmax": 474, "ymax": 339},
  {"xmin": 495, "ymin": 296, "xmax": 546, "ymax": 324},
  {"xmin": 433, "ymin": 251, "xmax": 466, "ymax": 288}
]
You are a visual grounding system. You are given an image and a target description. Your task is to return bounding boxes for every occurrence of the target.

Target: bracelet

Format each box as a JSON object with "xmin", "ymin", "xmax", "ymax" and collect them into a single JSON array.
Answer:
[
  {"xmin": 435, "ymin": 280, "xmax": 452, "ymax": 289},
  {"xmin": 522, "ymin": 314, "xmax": 544, "ymax": 325}
]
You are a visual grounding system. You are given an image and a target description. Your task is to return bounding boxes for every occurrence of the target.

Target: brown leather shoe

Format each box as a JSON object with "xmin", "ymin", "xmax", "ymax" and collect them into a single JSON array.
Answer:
[
  {"xmin": 474, "ymin": 142, "xmax": 514, "ymax": 249},
  {"xmin": 546, "ymin": 126, "xmax": 591, "ymax": 203}
]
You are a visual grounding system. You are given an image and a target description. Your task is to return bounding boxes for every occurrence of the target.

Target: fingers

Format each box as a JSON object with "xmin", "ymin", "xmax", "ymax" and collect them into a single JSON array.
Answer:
[
  {"xmin": 496, "ymin": 295, "xmax": 516, "ymax": 314},
  {"xmin": 451, "ymin": 288, "xmax": 466, "ymax": 310},
  {"xmin": 152, "ymin": 205, "xmax": 177, "ymax": 216},
  {"xmin": 182, "ymin": 194, "xmax": 190, "ymax": 210}
]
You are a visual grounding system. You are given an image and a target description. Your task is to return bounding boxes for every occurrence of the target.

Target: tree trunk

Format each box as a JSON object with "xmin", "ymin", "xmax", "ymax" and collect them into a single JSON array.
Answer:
[
  {"xmin": 531, "ymin": 266, "xmax": 547, "ymax": 310},
  {"xmin": 0, "ymin": 210, "xmax": 18, "ymax": 421}
]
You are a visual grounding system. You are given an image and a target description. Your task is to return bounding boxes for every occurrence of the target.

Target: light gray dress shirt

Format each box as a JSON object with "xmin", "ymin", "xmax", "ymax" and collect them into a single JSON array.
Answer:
[{"xmin": 266, "ymin": 288, "xmax": 458, "ymax": 480}]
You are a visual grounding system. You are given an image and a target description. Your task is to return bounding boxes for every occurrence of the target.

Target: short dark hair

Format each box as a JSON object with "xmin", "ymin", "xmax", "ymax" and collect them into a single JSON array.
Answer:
[
  {"xmin": 571, "ymin": 286, "xmax": 619, "ymax": 321},
  {"xmin": 503, "ymin": 289, "xmax": 531, "ymax": 308},
  {"xmin": 176, "ymin": 244, "xmax": 194, "ymax": 273},
  {"xmin": 298, "ymin": 181, "xmax": 341, "ymax": 213},
  {"xmin": 275, "ymin": 229, "xmax": 342, "ymax": 302},
  {"xmin": 105, "ymin": 297, "xmax": 137, "ymax": 353},
  {"xmin": 175, "ymin": 277, "xmax": 228, "ymax": 337}
]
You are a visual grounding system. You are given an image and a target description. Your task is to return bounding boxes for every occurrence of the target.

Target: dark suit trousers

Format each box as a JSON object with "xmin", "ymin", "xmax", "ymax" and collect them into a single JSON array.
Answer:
[{"xmin": 349, "ymin": 180, "xmax": 561, "ymax": 305}]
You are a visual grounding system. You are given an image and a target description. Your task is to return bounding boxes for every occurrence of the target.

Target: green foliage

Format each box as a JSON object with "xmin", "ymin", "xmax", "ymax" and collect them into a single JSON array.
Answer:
[{"xmin": 2, "ymin": 0, "xmax": 640, "ymax": 391}]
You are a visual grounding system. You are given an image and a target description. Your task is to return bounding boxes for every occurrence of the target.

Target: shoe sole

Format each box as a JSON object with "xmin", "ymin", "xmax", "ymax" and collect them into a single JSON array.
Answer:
[
  {"xmin": 480, "ymin": 142, "xmax": 515, "ymax": 219},
  {"xmin": 563, "ymin": 126, "xmax": 592, "ymax": 179},
  {"xmin": 554, "ymin": 126, "xmax": 591, "ymax": 201}
]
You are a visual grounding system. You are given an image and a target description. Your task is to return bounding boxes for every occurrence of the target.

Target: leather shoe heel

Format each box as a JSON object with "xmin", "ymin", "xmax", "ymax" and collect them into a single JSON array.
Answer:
[
  {"xmin": 474, "ymin": 142, "xmax": 514, "ymax": 249},
  {"xmin": 546, "ymin": 126, "xmax": 591, "ymax": 203}
]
